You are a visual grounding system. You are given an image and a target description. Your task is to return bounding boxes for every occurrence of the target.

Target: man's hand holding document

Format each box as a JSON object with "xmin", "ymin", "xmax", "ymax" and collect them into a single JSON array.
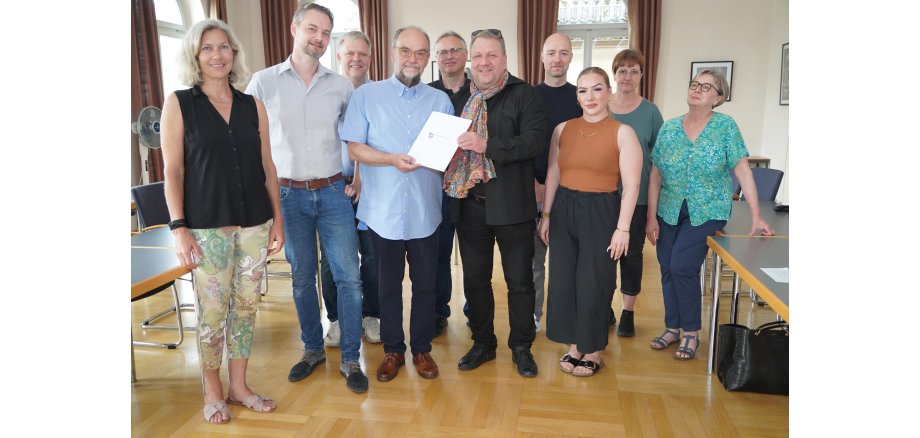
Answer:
[{"xmin": 408, "ymin": 112, "xmax": 472, "ymax": 171}]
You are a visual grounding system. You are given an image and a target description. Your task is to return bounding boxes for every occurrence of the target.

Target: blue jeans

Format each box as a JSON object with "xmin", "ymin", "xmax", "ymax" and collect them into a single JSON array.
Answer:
[
  {"xmin": 321, "ymin": 225, "xmax": 379, "ymax": 320},
  {"xmin": 280, "ymin": 179, "xmax": 362, "ymax": 363},
  {"xmin": 656, "ymin": 201, "xmax": 726, "ymax": 332}
]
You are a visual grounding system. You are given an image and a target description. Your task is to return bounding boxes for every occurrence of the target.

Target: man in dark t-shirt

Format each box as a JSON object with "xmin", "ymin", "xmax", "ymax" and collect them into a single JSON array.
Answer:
[{"xmin": 533, "ymin": 33, "xmax": 582, "ymax": 332}]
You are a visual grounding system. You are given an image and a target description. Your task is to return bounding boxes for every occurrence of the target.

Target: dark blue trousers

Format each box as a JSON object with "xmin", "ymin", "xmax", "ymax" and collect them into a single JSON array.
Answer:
[
  {"xmin": 370, "ymin": 228, "xmax": 438, "ymax": 355},
  {"xmin": 656, "ymin": 201, "xmax": 726, "ymax": 332},
  {"xmin": 435, "ymin": 192, "xmax": 454, "ymax": 319}
]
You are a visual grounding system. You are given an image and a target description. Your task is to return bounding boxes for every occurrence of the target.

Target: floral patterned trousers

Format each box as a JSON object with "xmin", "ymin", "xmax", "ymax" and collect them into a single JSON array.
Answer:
[{"xmin": 190, "ymin": 220, "xmax": 271, "ymax": 370}]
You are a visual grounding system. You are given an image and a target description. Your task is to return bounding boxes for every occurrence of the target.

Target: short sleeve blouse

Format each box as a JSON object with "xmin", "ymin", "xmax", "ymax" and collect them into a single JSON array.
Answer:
[{"xmin": 651, "ymin": 112, "xmax": 748, "ymax": 226}]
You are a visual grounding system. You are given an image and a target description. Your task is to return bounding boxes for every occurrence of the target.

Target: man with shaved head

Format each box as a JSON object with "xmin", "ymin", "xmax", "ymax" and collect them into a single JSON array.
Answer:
[{"xmin": 532, "ymin": 32, "xmax": 582, "ymax": 333}]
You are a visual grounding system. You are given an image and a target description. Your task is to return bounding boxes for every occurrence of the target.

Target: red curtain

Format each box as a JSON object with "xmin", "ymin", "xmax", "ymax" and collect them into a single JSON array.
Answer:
[
  {"xmin": 260, "ymin": 0, "xmax": 298, "ymax": 67},
  {"xmin": 627, "ymin": 0, "xmax": 661, "ymax": 102},
  {"xmin": 517, "ymin": 0, "xmax": 559, "ymax": 85},
  {"xmin": 131, "ymin": 0, "xmax": 165, "ymax": 183},
  {"xmin": 358, "ymin": 0, "xmax": 389, "ymax": 80},
  {"xmin": 209, "ymin": 0, "xmax": 228, "ymax": 21}
]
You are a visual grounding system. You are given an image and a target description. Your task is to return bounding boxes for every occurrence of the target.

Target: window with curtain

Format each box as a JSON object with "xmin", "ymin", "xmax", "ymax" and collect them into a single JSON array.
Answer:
[
  {"xmin": 155, "ymin": 0, "xmax": 205, "ymax": 95},
  {"xmin": 312, "ymin": 0, "xmax": 361, "ymax": 72},
  {"xmin": 558, "ymin": 0, "xmax": 629, "ymax": 88}
]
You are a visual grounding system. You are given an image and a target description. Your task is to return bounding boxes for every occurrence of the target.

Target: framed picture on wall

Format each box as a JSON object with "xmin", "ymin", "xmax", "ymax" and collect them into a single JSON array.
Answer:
[
  {"xmin": 690, "ymin": 61, "xmax": 734, "ymax": 101},
  {"xmin": 779, "ymin": 43, "xmax": 789, "ymax": 105}
]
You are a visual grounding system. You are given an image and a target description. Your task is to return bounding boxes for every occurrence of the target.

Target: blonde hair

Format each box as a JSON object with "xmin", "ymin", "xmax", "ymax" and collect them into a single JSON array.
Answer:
[{"xmin": 178, "ymin": 19, "xmax": 250, "ymax": 89}]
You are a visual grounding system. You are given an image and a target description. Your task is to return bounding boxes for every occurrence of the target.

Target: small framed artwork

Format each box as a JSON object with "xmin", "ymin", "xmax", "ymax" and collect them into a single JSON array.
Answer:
[
  {"xmin": 779, "ymin": 43, "xmax": 789, "ymax": 105},
  {"xmin": 690, "ymin": 61, "xmax": 734, "ymax": 101}
]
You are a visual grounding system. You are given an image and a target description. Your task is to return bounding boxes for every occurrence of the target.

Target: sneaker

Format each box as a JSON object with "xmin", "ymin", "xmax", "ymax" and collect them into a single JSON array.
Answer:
[
  {"xmin": 339, "ymin": 361, "xmax": 369, "ymax": 393},
  {"xmin": 534, "ymin": 318, "xmax": 542, "ymax": 333},
  {"xmin": 324, "ymin": 320, "xmax": 340, "ymax": 347},
  {"xmin": 363, "ymin": 317, "xmax": 381, "ymax": 343},
  {"xmin": 288, "ymin": 350, "xmax": 326, "ymax": 382}
]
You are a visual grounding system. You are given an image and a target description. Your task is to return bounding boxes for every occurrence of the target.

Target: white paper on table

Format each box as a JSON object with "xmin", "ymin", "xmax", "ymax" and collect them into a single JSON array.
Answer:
[
  {"xmin": 408, "ymin": 111, "xmax": 472, "ymax": 171},
  {"xmin": 761, "ymin": 267, "xmax": 789, "ymax": 283}
]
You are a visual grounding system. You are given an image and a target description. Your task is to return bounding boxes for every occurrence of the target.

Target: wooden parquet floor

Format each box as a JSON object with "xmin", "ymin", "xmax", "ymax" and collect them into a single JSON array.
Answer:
[{"xmin": 131, "ymin": 241, "xmax": 788, "ymax": 437}]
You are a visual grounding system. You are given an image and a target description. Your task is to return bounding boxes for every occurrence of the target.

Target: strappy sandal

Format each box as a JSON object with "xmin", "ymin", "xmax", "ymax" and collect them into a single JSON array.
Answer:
[
  {"xmin": 673, "ymin": 334, "xmax": 700, "ymax": 361},
  {"xmin": 559, "ymin": 353, "xmax": 582, "ymax": 373},
  {"xmin": 572, "ymin": 359, "xmax": 603, "ymax": 377},
  {"xmin": 227, "ymin": 393, "xmax": 276, "ymax": 413},
  {"xmin": 650, "ymin": 329, "xmax": 680, "ymax": 350},
  {"xmin": 203, "ymin": 399, "xmax": 230, "ymax": 423}
]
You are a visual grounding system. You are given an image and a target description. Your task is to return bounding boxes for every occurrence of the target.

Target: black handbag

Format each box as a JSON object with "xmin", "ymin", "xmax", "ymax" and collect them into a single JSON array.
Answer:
[{"xmin": 716, "ymin": 321, "xmax": 789, "ymax": 395}]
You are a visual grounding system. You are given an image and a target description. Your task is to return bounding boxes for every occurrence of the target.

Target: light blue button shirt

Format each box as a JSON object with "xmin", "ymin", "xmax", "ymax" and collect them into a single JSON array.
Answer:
[
  {"xmin": 339, "ymin": 77, "xmax": 373, "ymax": 177},
  {"xmin": 341, "ymin": 76, "xmax": 455, "ymax": 240}
]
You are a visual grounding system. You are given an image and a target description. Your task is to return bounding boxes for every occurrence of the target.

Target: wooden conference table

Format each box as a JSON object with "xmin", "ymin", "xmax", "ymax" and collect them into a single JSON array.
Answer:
[{"xmin": 705, "ymin": 201, "xmax": 789, "ymax": 374}]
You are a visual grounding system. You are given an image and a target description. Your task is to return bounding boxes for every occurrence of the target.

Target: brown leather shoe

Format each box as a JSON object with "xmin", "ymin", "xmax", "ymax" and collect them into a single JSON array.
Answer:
[
  {"xmin": 376, "ymin": 352, "xmax": 405, "ymax": 382},
  {"xmin": 412, "ymin": 352, "xmax": 439, "ymax": 379}
]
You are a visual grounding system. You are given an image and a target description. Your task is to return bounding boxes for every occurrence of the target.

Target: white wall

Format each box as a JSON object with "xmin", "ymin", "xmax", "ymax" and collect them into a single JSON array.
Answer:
[
  {"xmin": 387, "ymin": 0, "xmax": 520, "ymax": 82},
  {"xmin": 227, "ymin": 0, "xmax": 266, "ymax": 89},
  {"xmin": 656, "ymin": 0, "xmax": 789, "ymax": 202}
]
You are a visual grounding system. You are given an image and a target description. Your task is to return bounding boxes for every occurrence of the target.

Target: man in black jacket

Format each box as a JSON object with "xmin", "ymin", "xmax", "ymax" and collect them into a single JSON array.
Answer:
[{"xmin": 446, "ymin": 29, "xmax": 547, "ymax": 377}]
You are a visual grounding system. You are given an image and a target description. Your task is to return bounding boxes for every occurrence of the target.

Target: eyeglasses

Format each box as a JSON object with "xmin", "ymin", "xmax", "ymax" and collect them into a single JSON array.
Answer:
[
  {"xmin": 615, "ymin": 67, "xmax": 642, "ymax": 77},
  {"xmin": 396, "ymin": 47, "xmax": 430, "ymax": 59},
  {"xmin": 471, "ymin": 29, "xmax": 503, "ymax": 39},
  {"xmin": 688, "ymin": 81, "xmax": 723, "ymax": 95},
  {"xmin": 435, "ymin": 47, "xmax": 466, "ymax": 58}
]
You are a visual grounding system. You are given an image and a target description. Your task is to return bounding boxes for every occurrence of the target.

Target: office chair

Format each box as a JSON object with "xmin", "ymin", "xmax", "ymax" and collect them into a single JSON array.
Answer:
[
  {"xmin": 741, "ymin": 167, "xmax": 784, "ymax": 201},
  {"xmin": 131, "ymin": 182, "xmax": 196, "ymax": 342}
]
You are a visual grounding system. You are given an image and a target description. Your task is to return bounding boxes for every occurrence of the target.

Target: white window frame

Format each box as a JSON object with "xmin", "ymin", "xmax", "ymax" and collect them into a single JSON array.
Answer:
[{"xmin": 558, "ymin": 23, "xmax": 629, "ymax": 68}]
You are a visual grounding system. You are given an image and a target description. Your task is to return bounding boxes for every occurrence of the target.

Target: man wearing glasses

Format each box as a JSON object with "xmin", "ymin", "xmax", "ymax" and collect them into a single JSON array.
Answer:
[
  {"xmin": 445, "ymin": 29, "xmax": 547, "ymax": 378},
  {"xmin": 428, "ymin": 31, "xmax": 472, "ymax": 337},
  {"xmin": 342, "ymin": 26, "xmax": 454, "ymax": 383},
  {"xmin": 532, "ymin": 32, "xmax": 582, "ymax": 334}
]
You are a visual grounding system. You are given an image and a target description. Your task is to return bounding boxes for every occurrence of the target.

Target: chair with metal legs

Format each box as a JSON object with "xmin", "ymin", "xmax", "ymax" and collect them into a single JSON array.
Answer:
[{"xmin": 131, "ymin": 182, "xmax": 197, "ymax": 337}]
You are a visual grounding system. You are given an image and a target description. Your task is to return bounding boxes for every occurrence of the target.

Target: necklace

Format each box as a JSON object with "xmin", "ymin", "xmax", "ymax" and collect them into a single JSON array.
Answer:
[
  {"xmin": 208, "ymin": 96, "xmax": 232, "ymax": 104},
  {"xmin": 579, "ymin": 117, "xmax": 610, "ymax": 137}
]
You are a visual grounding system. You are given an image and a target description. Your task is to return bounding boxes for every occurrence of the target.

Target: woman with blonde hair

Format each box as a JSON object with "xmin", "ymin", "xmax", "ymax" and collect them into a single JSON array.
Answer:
[
  {"xmin": 160, "ymin": 19, "xmax": 284, "ymax": 423},
  {"xmin": 540, "ymin": 67, "xmax": 642, "ymax": 376}
]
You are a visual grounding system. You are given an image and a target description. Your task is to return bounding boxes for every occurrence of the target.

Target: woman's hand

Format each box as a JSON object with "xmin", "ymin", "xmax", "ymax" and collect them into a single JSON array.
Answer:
[
  {"xmin": 173, "ymin": 228, "xmax": 202, "ymax": 269},
  {"xmin": 268, "ymin": 220, "xmax": 285, "ymax": 256},
  {"xmin": 538, "ymin": 217, "xmax": 550, "ymax": 245},
  {"xmin": 607, "ymin": 229, "xmax": 629, "ymax": 260},
  {"xmin": 749, "ymin": 214, "xmax": 775, "ymax": 236},
  {"xmin": 645, "ymin": 217, "xmax": 659, "ymax": 246}
]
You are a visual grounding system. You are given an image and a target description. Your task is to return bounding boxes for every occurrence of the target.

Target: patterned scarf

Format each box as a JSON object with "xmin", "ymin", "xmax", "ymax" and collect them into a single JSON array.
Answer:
[{"xmin": 443, "ymin": 71, "xmax": 510, "ymax": 198}]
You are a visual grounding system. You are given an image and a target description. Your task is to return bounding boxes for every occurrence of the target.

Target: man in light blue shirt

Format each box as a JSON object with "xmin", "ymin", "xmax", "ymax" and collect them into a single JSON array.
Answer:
[
  {"xmin": 341, "ymin": 25, "xmax": 454, "ymax": 384},
  {"xmin": 245, "ymin": 2, "xmax": 367, "ymax": 393}
]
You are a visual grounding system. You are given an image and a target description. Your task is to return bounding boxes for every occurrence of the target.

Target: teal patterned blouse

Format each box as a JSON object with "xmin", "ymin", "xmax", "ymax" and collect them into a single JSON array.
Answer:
[{"xmin": 651, "ymin": 112, "xmax": 748, "ymax": 226}]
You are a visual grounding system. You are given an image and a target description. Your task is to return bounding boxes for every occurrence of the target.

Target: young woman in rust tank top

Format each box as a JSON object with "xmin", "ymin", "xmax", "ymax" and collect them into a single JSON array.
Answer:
[{"xmin": 539, "ymin": 67, "xmax": 642, "ymax": 377}]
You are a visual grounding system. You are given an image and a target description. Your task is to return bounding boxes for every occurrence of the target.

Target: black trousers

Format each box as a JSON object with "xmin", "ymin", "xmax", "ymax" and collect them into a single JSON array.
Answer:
[
  {"xmin": 370, "ymin": 228, "xmax": 438, "ymax": 355},
  {"xmin": 546, "ymin": 187, "xmax": 620, "ymax": 353},
  {"xmin": 617, "ymin": 204, "xmax": 648, "ymax": 295},
  {"xmin": 456, "ymin": 197, "xmax": 536, "ymax": 350}
]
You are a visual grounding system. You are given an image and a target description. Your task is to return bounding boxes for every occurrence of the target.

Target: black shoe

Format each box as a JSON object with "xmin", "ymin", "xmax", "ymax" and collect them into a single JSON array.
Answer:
[
  {"xmin": 434, "ymin": 317, "xmax": 448, "ymax": 337},
  {"xmin": 617, "ymin": 309, "xmax": 635, "ymax": 337},
  {"xmin": 458, "ymin": 344, "xmax": 496, "ymax": 371},
  {"xmin": 511, "ymin": 346, "xmax": 538, "ymax": 377},
  {"xmin": 608, "ymin": 308, "xmax": 617, "ymax": 328},
  {"xmin": 288, "ymin": 350, "xmax": 326, "ymax": 382},
  {"xmin": 340, "ymin": 361, "xmax": 369, "ymax": 393}
]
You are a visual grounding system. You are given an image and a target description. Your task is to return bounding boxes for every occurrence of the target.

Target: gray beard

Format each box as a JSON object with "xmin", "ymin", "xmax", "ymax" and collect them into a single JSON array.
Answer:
[{"xmin": 396, "ymin": 71, "xmax": 420, "ymax": 87}]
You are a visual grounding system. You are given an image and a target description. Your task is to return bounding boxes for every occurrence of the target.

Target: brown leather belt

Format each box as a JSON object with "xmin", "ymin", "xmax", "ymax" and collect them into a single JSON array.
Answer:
[{"xmin": 279, "ymin": 173, "xmax": 344, "ymax": 190}]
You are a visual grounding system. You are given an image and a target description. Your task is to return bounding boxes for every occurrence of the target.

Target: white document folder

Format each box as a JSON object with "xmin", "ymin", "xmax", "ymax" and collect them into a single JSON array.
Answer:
[{"xmin": 408, "ymin": 112, "xmax": 472, "ymax": 171}]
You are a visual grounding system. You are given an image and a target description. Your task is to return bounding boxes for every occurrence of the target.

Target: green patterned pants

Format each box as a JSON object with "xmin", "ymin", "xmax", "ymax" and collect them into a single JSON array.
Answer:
[{"xmin": 190, "ymin": 220, "xmax": 271, "ymax": 370}]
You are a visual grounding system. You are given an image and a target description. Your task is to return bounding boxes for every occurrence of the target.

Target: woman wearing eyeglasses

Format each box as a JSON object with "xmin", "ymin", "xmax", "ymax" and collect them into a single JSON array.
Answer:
[
  {"xmin": 645, "ymin": 69, "xmax": 774, "ymax": 361},
  {"xmin": 606, "ymin": 49, "xmax": 664, "ymax": 338}
]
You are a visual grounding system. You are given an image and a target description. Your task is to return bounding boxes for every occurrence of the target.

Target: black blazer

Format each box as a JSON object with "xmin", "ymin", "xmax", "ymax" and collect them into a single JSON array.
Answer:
[{"xmin": 448, "ymin": 74, "xmax": 547, "ymax": 225}]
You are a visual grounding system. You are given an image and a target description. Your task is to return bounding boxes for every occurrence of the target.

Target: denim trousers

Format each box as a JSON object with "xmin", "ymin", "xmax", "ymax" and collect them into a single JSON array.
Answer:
[
  {"xmin": 280, "ymin": 179, "xmax": 362, "ymax": 363},
  {"xmin": 320, "ymin": 203, "xmax": 379, "ymax": 320},
  {"xmin": 656, "ymin": 201, "xmax": 726, "ymax": 332}
]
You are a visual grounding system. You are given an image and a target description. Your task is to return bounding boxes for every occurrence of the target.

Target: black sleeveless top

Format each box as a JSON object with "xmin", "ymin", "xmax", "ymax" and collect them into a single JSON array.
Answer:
[{"xmin": 175, "ymin": 85, "xmax": 273, "ymax": 229}]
